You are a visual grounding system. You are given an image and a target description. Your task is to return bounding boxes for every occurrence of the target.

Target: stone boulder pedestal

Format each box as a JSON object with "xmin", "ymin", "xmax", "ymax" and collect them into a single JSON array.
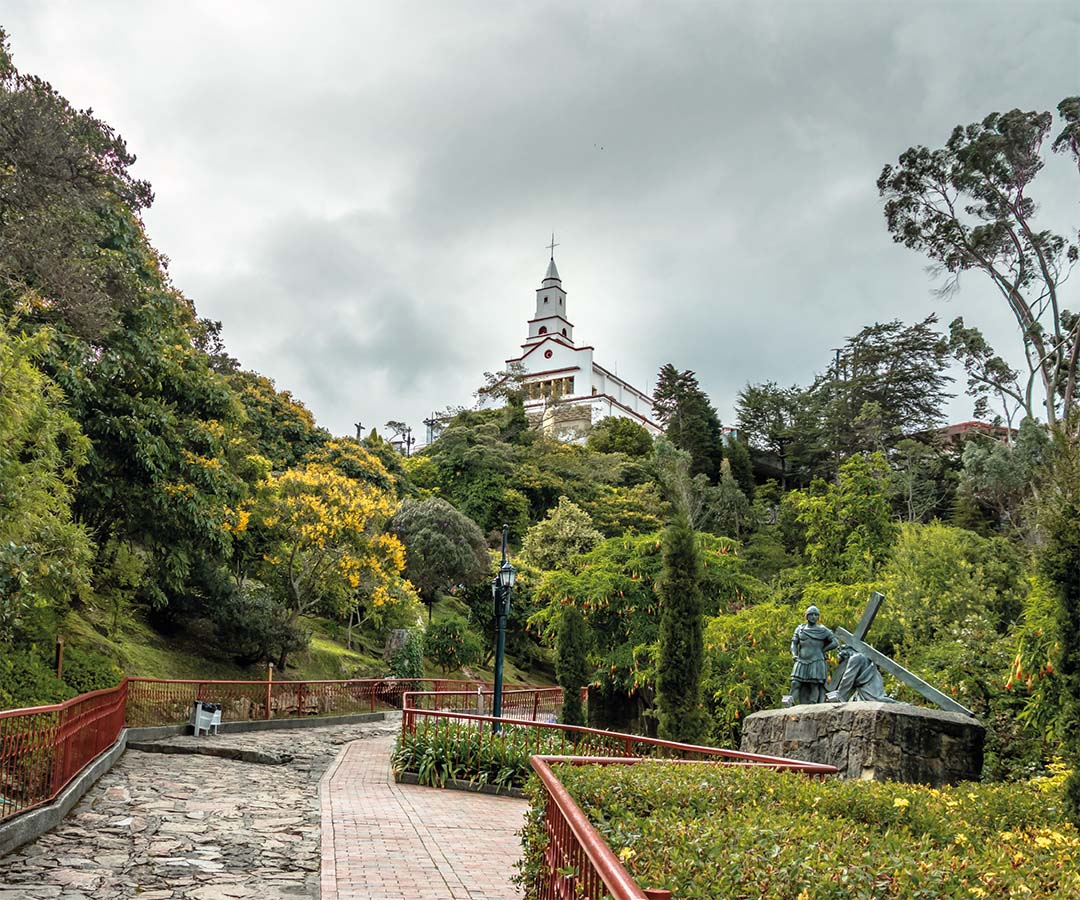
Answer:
[{"xmin": 739, "ymin": 702, "xmax": 984, "ymax": 787}]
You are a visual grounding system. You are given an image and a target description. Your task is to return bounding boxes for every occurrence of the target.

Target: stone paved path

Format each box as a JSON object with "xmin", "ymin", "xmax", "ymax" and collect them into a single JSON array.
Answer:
[
  {"xmin": 0, "ymin": 715, "xmax": 524, "ymax": 899},
  {"xmin": 321, "ymin": 736, "xmax": 526, "ymax": 900}
]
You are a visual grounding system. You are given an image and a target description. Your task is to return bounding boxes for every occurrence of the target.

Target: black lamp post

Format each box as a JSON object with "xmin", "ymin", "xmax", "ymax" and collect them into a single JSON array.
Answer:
[{"xmin": 491, "ymin": 524, "xmax": 516, "ymax": 733}]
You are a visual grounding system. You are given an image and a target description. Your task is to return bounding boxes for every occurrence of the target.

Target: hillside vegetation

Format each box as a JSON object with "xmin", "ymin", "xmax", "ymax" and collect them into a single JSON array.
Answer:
[{"xmin": 1, "ymin": 30, "xmax": 1078, "ymax": 820}]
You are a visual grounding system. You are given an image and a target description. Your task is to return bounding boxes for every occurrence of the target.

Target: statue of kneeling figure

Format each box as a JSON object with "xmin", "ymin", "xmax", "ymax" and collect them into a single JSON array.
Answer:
[{"xmin": 826, "ymin": 645, "xmax": 900, "ymax": 704}]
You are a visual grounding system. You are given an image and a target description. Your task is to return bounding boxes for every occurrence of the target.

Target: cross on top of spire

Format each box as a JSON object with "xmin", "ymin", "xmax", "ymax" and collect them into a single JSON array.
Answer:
[{"xmin": 547, "ymin": 233, "xmax": 559, "ymax": 259}]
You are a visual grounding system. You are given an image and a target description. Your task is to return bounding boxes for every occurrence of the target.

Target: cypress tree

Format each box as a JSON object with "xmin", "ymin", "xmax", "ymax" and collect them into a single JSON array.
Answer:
[
  {"xmin": 556, "ymin": 603, "xmax": 590, "ymax": 727},
  {"xmin": 656, "ymin": 514, "xmax": 707, "ymax": 743}
]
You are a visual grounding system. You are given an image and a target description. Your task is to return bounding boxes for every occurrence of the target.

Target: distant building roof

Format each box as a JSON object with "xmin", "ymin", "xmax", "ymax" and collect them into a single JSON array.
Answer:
[{"xmin": 934, "ymin": 421, "xmax": 1017, "ymax": 443}]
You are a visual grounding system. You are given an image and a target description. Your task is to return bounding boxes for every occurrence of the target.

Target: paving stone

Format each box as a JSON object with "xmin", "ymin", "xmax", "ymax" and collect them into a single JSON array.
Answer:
[
  {"xmin": 0, "ymin": 719, "xmax": 398, "ymax": 898},
  {"xmin": 1, "ymin": 715, "xmax": 526, "ymax": 898}
]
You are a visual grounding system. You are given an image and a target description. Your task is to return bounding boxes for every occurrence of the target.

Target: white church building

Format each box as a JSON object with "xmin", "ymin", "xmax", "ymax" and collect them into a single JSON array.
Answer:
[{"xmin": 504, "ymin": 252, "xmax": 662, "ymax": 439}]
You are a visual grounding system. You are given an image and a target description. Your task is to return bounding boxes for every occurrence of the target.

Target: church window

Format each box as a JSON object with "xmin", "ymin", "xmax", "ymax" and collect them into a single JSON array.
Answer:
[
  {"xmin": 544, "ymin": 349, "xmax": 553, "ymax": 359},
  {"xmin": 561, "ymin": 328, "xmax": 567, "ymax": 335},
  {"xmin": 539, "ymin": 326, "xmax": 548, "ymax": 335},
  {"xmin": 544, "ymin": 296, "xmax": 549, "ymax": 303}
]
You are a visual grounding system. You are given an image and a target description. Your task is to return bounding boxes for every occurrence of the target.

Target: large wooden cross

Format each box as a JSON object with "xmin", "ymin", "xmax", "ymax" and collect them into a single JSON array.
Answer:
[{"xmin": 829, "ymin": 591, "xmax": 975, "ymax": 718}]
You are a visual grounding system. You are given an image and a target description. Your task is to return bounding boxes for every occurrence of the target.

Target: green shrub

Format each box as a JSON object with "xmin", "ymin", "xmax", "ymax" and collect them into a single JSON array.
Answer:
[
  {"xmin": 519, "ymin": 761, "xmax": 1080, "ymax": 899},
  {"xmin": 702, "ymin": 601, "xmax": 796, "ymax": 745},
  {"xmin": 1038, "ymin": 429, "xmax": 1080, "ymax": 825},
  {"xmin": 0, "ymin": 647, "xmax": 72, "ymax": 707},
  {"xmin": 425, "ymin": 616, "xmax": 483, "ymax": 673},
  {"xmin": 0, "ymin": 644, "xmax": 121, "ymax": 709},
  {"xmin": 212, "ymin": 583, "xmax": 308, "ymax": 666}
]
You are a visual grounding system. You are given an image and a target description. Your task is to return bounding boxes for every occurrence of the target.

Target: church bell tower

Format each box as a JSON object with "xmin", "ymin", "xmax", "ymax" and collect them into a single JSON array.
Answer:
[{"xmin": 524, "ymin": 237, "xmax": 574, "ymax": 346}]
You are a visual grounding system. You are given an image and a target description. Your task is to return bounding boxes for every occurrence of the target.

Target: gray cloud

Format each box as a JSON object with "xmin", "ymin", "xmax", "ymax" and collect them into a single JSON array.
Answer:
[{"xmin": 4, "ymin": 0, "xmax": 1078, "ymax": 436}]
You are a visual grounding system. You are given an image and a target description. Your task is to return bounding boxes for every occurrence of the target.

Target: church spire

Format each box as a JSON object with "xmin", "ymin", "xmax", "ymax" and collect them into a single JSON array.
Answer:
[{"xmin": 544, "ymin": 233, "xmax": 561, "ymax": 282}]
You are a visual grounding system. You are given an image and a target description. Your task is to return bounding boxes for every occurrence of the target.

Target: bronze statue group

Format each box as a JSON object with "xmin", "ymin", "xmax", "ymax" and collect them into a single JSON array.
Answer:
[{"xmin": 785, "ymin": 605, "xmax": 898, "ymax": 707}]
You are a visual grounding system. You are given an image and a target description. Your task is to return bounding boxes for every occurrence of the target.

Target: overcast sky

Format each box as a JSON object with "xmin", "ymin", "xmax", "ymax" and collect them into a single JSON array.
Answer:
[{"xmin": 4, "ymin": 1, "xmax": 1078, "ymax": 439}]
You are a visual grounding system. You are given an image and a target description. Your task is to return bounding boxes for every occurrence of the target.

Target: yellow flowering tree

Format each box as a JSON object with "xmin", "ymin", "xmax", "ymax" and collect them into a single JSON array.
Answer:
[{"xmin": 227, "ymin": 461, "xmax": 414, "ymax": 667}]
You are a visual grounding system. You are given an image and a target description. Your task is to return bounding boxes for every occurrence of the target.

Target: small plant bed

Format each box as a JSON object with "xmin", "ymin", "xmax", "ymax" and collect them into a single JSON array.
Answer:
[
  {"xmin": 392, "ymin": 721, "xmax": 569, "ymax": 793},
  {"xmin": 520, "ymin": 760, "xmax": 1080, "ymax": 899}
]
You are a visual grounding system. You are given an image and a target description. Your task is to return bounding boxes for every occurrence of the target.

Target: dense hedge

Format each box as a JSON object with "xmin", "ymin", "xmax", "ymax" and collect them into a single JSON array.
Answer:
[{"xmin": 519, "ymin": 760, "xmax": 1079, "ymax": 899}]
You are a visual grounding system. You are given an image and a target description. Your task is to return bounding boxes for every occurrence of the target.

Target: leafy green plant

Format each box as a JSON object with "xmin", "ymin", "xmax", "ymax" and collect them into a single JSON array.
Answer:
[
  {"xmin": 392, "ymin": 721, "xmax": 567, "ymax": 791},
  {"xmin": 786, "ymin": 452, "xmax": 898, "ymax": 583},
  {"xmin": 533, "ymin": 530, "xmax": 765, "ymax": 696}
]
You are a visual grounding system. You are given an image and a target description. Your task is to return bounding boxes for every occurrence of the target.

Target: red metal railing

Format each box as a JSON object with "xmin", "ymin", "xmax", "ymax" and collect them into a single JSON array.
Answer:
[
  {"xmin": 403, "ymin": 687, "xmax": 565, "ymax": 721},
  {"xmin": 124, "ymin": 677, "xmax": 539, "ymax": 727},
  {"xmin": 0, "ymin": 682, "xmax": 128, "ymax": 821},
  {"xmin": 0, "ymin": 676, "xmax": 548, "ymax": 822}
]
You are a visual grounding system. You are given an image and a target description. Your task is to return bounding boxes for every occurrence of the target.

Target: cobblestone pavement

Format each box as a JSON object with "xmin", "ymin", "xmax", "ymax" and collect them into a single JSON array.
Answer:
[
  {"xmin": 0, "ymin": 718, "xmax": 401, "ymax": 900},
  {"xmin": 322, "ymin": 736, "xmax": 526, "ymax": 900}
]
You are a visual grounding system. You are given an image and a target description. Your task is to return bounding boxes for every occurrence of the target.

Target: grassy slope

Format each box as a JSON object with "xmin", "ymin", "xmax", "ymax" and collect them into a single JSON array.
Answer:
[
  {"xmin": 64, "ymin": 608, "xmax": 388, "ymax": 682},
  {"xmin": 60, "ymin": 591, "xmax": 552, "ymax": 686}
]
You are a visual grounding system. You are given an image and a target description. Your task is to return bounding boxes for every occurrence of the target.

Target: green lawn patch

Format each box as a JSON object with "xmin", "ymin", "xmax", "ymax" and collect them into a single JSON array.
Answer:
[{"xmin": 520, "ymin": 761, "xmax": 1080, "ymax": 899}]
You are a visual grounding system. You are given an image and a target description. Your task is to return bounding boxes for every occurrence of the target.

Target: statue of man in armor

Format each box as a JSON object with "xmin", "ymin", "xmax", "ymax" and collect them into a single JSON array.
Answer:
[{"xmin": 788, "ymin": 605, "xmax": 838, "ymax": 705}]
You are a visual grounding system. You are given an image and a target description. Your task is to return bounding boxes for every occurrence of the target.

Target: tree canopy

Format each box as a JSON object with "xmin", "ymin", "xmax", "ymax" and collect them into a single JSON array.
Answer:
[
  {"xmin": 390, "ymin": 497, "xmax": 489, "ymax": 617},
  {"xmin": 878, "ymin": 100, "xmax": 1080, "ymax": 434},
  {"xmin": 652, "ymin": 364, "xmax": 723, "ymax": 481}
]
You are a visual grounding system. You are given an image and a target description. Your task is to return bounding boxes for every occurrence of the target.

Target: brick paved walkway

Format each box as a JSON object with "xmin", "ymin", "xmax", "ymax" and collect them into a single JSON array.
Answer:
[{"xmin": 321, "ymin": 735, "xmax": 526, "ymax": 900}]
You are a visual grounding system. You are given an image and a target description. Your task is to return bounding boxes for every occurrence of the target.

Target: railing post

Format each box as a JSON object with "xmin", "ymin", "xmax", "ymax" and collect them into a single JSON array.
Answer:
[
  {"xmin": 297, "ymin": 682, "xmax": 304, "ymax": 717},
  {"xmin": 532, "ymin": 691, "xmax": 540, "ymax": 721},
  {"xmin": 266, "ymin": 663, "xmax": 274, "ymax": 720}
]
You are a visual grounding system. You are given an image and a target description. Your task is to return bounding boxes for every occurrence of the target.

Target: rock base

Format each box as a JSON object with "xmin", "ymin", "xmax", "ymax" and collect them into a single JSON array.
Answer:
[{"xmin": 740, "ymin": 702, "xmax": 984, "ymax": 786}]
